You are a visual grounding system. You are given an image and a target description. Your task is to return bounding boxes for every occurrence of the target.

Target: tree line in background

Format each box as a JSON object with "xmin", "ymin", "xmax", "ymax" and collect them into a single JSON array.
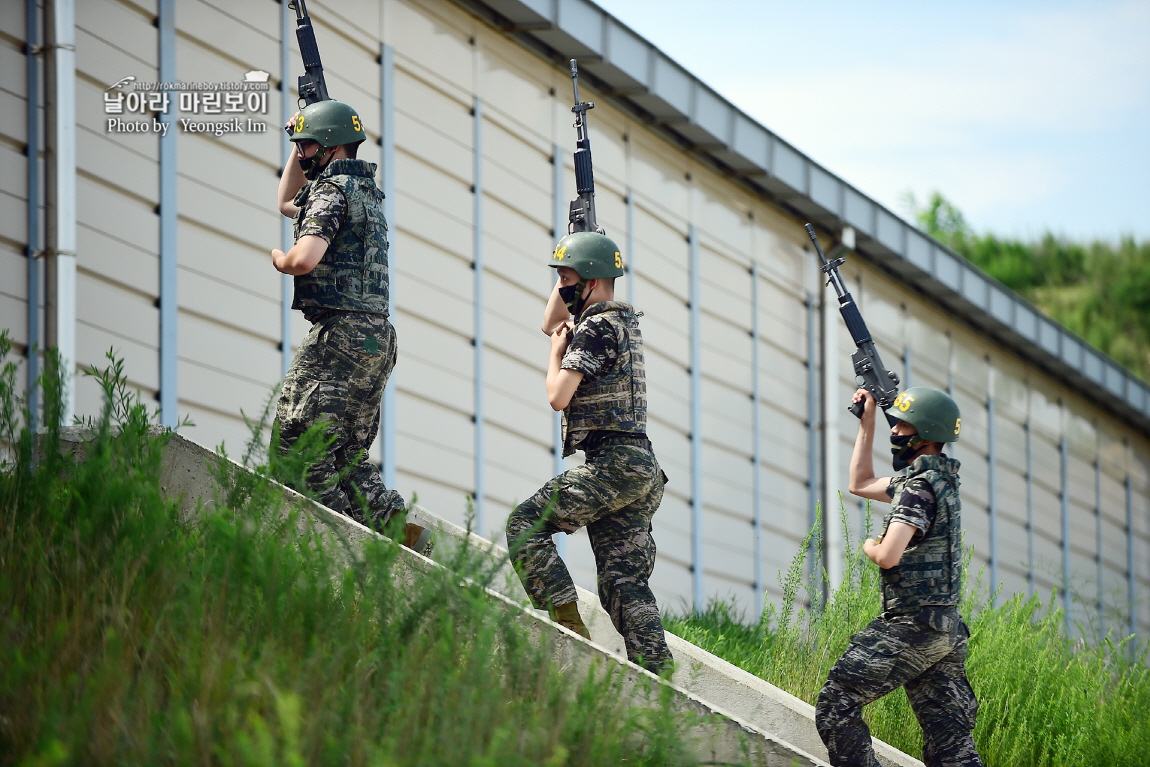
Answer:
[{"xmin": 907, "ymin": 192, "xmax": 1150, "ymax": 382}]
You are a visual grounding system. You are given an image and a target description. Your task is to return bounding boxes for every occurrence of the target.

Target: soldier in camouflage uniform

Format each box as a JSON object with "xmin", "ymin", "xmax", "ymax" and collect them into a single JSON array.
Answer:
[
  {"xmin": 271, "ymin": 100, "xmax": 427, "ymax": 552},
  {"xmin": 505, "ymin": 232, "xmax": 673, "ymax": 674},
  {"xmin": 815, "ymin": 386, "xmax": 982, "ymax": 767}
]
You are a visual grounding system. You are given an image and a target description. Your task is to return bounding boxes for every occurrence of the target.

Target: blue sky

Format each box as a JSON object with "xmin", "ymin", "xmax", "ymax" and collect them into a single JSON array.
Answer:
[{"xmin": 598, "ymin": 0, "xmax": 1150, "ymax": 242}]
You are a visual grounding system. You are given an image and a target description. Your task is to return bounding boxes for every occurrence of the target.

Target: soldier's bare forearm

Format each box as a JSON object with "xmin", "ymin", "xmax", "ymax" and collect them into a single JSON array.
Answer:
[
  {"xmin": 278, "ymin": 151, "xmax": 306, "ymax": 218},
  {"xmin": 848, "ymin": 390, "xmax": 891, "ymax": 501},
  {"xmin": 541, "ymin": 280, "xmax": 570, "ymax": 336}
]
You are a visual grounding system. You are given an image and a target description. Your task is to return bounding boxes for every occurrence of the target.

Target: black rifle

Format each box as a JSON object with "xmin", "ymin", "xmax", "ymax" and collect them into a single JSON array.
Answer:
[
  {"xmin": 567, "ymin": 60, "xmax": 604, "ymax": 234},
  {"xmin": 285, "ymin": 0, "xmax": 330, "ymax": 136},
  {"xmin": 806, "ymin": 223, "xmax": 900, "ymax": 421}
]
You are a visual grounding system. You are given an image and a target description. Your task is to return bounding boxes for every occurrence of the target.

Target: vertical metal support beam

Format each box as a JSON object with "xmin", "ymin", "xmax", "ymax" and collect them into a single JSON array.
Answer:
[
  {"xmin": 750, "ymin": 261, "xmax": 762, "ymax": 617},
  {"xmin": 378, "ymin": 43, "xmax": 397, "ymax": 489},
  {"xmin": 626, "ymin": 187, "xmax": 635, "ymax": 307},
  {"xmin": 821, "ymin": 254, "xmax": 842, "ymax": 589},
  {"xmin": 279, "ymin": 2, "xmax": 293, "ymax": 379},
  {"xmin": 806, "ymin": 292, "xmax": 820, "ymax": 598},
  {"xmin": 1126, "ymin": 465, "xmax": 1135, "ymax": 639},
  {"xmin": 472, "ymin": 96, "xmax": 486, "ymax": 536},
  {"xmin": 47, "ymin": 0, "xmax": 76, "ymax": 422},
  {"xmin": 987, "ymin": 369, "xmax": 998, "ymax": 606},
  {"xmin": 25, "ymin": 0, "xmax": 43, "ymax": 429},
  {"xmin": 1060, "ymin": 424, "xmax": 1071, "ymax": 632},
  {"xmin": 901, "ymin": 309, "xmax": 912, "ymax": 391},
  {"xmin": 946, "ymin": 335, "xmax": 956, "ymax": 462},
  {"xmin": 1095, "ymin": 454, "xmax": 1103, "ymax": 624},
  {"xmin": 158, "ymin": 0, "xmax": 178, "ymax": 427},
  {"xmin": 1025, "ymin": 413, "xmax": 1035, "ymax": 597},
  {"xmin": 688, "ymin": 223, "xmax": 704, "ymax": 612},
  {"xmin": 550, "ymin": 142, "xmax": 566, "ymax": 558}
]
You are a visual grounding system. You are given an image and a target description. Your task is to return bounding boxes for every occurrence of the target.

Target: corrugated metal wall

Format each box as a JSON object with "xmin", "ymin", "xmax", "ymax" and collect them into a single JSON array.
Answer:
[{"xmin": 2, "ymin": 0, "xmax": 1147, "ymax": 638}]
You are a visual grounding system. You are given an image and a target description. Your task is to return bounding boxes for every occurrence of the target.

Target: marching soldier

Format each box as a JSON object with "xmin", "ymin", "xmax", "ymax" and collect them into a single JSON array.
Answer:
[
  {"xmin": 816, "ymin": 386, "xmax": 982, "ymax": 767},
  {"xmin": 505, "ymin": 232, "xmax": 673, "ymax": 674},
  {"xmin": 271, "ymin": 99, "xmax": 427, "ymax": 553}
]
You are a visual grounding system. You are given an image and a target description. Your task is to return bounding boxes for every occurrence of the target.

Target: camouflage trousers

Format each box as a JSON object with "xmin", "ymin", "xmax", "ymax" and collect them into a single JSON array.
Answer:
[
  {"xmin": 505, "ymin": 443, "xmax": 673, "ymax": 673},
  {"xmin": 275, "ymin": 311, "xmax": 405, "ymax": 528},
  {"xmin": 816, "ymin": 609, "xmax": 982, "ymax": 767}
]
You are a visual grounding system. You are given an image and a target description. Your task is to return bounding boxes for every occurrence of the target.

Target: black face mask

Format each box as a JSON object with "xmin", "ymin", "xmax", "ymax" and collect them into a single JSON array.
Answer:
[
  {"xmin": 297, "ymin": 146, "xmax": 330, "ymax": 180},
  {"xmin": 891, "ymin": 433, "xmax": 925, "ymax": 471},
  {"xmin": 558, "ymin": 279, "xmax": 590, "ymax": 319}
]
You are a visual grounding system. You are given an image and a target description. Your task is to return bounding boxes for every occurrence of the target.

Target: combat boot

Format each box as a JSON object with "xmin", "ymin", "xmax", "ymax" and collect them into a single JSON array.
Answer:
[
  {"xmin": 403, "ymin": 523, "xmax": 433, "ymax": 556},
  {"xmin": 551, "ymin": 601, "xmax": 591, "ymax": 640}
]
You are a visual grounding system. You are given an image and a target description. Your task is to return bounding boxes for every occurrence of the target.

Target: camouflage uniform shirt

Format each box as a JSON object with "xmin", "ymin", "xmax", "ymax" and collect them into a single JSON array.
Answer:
[{"xmin": 884, "ymin": 477, "xmax": 937, "ymax": 546}]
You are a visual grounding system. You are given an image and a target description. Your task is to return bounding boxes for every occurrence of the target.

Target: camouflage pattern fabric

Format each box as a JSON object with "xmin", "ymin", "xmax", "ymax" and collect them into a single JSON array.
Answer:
[
  {"xmin": 560, "ymin": 301, "xmax": 646, "ymax": 457},
  {"xmin": 816, "ymin": 611, "xmax": 982, "ymax": 767},
  {"xmin": 292, "ymin": 158, "xmax": 390, "ymax": 319},
  {"xmin": 881, "ymin": 455, "xmax": 963, "ymax": 614},
  {"xmin": 275, "ymin": 310, "xmax": 405, "ymax": 527},
  {"xmin": 505, "ymin": 444, "xmax": 673, "ymax": 673}
]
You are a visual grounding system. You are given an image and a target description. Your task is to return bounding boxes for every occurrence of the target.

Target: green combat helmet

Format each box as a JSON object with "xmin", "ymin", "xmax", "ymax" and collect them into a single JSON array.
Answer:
[
  {"xmin": 549, "ymin": 232, "xmax": 624, "ymax": 318},
  {"xmin": 290, "ymin": 99, "xmax": 366, "ymax": 148},
  {"xmin": 890, "ymin": 386, "xmax": 961, "ymax": 443},
  {"xmin": 889, "ymin": 386, "xmax": 960, "ymax": 470},
  {"xmin": 550, "ymin": 231, "xmax": 624, "ymax": 279},
  {"xmin": 290, "ymin": 100, "xmax": 366, "ymax": 179}
]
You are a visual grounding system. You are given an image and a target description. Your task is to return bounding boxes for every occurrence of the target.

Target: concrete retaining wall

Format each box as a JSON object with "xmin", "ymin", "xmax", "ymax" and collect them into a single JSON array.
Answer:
[{"xmin": 60, "ymin": 428, "xmax": 923, "ymax": 767}]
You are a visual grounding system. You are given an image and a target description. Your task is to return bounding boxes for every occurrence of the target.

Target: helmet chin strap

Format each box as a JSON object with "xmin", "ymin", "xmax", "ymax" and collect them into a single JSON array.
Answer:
[
  {"xmin": 558, "ymin": 278, "xmax": 591, "ymax": 320},
  {"xmin": 298, "ymin": 144, "xmax": 332, "ymax": 180},
  {"xmin": 891, "ymin": 433, "xmax": 927, "ymax": 471}
]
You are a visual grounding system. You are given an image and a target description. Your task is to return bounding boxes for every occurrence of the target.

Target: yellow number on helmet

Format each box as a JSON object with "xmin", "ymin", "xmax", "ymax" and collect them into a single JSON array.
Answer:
[
  {"xmin": 614, "ymin": 252, "xmax": 622, "ymax": 269},
  {"xmin": 894, "ymin": 393, "xmax": 914, "ymax": 412},
  {"xmin": 554, "ymin": 244, "xmax": 566, "ymax": 261},
  {"xmin": 954, "ymin": 418, "xmax": 962, "ymax": 435},
  {"xmin": 351, "ymin": 114, "xmax": 362, "ymax": 132},
  {"xmin": 296, "ymin": 114, "xmax": 305, "ymax": 132}
]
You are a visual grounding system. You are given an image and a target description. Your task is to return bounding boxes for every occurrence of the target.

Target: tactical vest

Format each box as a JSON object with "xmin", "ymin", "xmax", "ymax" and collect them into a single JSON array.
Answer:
[
  {"xmin": 292, "ymin": 158, "xmax": 389, "ymax": 316},
  {"xmin": 880, "ymin": 454, "xmax": 963, "ymax": 614},
  {"xmin": 562, "ymin": 302, "xmax": 646, "ymax": 456}
]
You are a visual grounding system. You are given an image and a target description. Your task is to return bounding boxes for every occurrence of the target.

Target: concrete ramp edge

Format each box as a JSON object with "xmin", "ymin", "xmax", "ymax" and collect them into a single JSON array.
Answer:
[{"xmin": 61, "ymin": 428, "xmax": 923, "ymax": 767}]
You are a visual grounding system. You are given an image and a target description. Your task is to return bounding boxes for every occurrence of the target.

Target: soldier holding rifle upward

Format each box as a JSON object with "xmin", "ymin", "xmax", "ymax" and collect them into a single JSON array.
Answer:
[
  {"xmin": 805, "ymin": 225, "xmax": 981, "ymax": 766},
  {"xmin": 504, "ymin": 61, "xmax": 673, "ymax": 675},
  {"xmin": 270, "ymin": 1, "xmax": 428, "ymax": 553}
]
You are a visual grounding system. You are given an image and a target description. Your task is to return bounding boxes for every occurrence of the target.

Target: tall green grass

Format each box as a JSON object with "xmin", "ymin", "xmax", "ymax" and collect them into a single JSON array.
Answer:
[
  {"xmin": 0, "ymin": 336, "xmax": 702, "ymax": 767},
  {"xmin": 665, "ymin": 505, "xmax": 1150, "ymax": 767}
]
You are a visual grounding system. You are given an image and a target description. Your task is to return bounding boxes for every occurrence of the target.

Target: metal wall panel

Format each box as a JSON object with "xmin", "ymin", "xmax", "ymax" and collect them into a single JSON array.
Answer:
[{"xmin": 6, "ymin": 0, "xmax": 1148, "ymax": 633}]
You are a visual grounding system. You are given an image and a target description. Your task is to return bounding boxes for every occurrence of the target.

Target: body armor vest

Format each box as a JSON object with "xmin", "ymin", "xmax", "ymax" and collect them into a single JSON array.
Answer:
[
  {"xmin": 563, "ymin": 302, "xmax": 646, "ymax": 456},
  {"xmin": 292, "ymin": 158, "xmax": 389, "ymax": 316},
  {"xmin": 881, "ymin": 455, "xmax": 963, "ymax": 614}
]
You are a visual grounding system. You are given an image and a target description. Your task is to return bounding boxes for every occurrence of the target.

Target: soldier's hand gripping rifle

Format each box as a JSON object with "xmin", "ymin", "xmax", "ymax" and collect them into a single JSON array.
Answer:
[
  {"xmin": 284, "ymin": 0, "xmax": 330, "ymax": 136},
  {"xmin": 567, "ymin": 60, "xmax": 605, "ymax": 235},
  {"xmin": 806, "ymin": 224, "xmax": 901, "ymax": 422}
]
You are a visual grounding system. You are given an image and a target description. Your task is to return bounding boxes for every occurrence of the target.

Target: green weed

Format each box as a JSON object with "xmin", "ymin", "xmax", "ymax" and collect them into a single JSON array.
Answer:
[
  {"xmin": 666, "ymin": 500, "xmax": 1150, "ymax": 767},
  {"xmin": 0, "ymin": 333, "xmax": 703, "ymax": 767}
]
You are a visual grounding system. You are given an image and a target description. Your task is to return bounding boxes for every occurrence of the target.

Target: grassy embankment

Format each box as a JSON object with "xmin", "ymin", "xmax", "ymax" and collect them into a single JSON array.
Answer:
[
  {"xmin": 666, "ymin": 510, "xmax": 1150, "ymax": 767},
  {"xmin": 911, "ymin": 191, "xmax": 1150, "ymax": 381},
  {"xmin": 0, "ymin": 337, "xmax": 707, "ymax": 767}
]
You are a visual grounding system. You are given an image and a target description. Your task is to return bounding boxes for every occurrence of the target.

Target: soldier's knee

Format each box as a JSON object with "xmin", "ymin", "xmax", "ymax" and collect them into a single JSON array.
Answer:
[
  {"xmin": 505, "ymin": 501, "xmax": 538, "ymax": 547},
  {"xmin": 816, "ymin": 679, "xmax": 857, "ymax": 731}
]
